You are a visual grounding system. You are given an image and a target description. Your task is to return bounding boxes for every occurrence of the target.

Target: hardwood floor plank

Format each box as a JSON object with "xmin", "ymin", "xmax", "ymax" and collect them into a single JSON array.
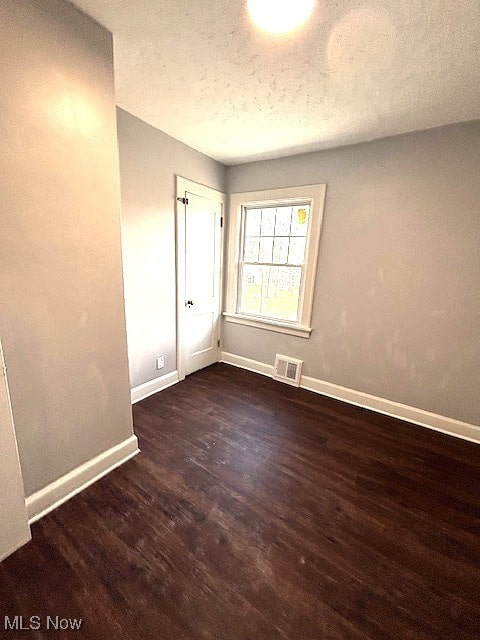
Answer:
[{"xmin": 1, "ymin": 363, "xmax": 479, "ymax": 639}]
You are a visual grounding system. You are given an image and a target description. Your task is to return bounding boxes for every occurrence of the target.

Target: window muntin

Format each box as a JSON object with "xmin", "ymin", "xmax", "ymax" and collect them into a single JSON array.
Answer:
[{"xmin": 237, "ymin": 203, "xmax": 311, "ymax": 322}]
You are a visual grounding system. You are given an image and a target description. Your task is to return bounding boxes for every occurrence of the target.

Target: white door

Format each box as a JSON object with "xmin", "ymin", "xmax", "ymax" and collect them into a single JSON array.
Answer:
[
  {"xmin": 177, "ymin": 180, "xmax": 224, "ymax": 377},
  {"xmin": 0, "ymin": 341, "xmax": 31, "ymax": 562}
]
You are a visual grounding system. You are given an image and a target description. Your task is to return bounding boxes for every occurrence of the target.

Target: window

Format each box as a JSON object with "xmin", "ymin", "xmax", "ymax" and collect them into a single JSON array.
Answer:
[
  {"xmin": 225, "ymin": 184, "xmax": 326, "ymax": 338},
  {"xmin": 238, "ymin": 203, "xmax": 310, "ymax": 322}
]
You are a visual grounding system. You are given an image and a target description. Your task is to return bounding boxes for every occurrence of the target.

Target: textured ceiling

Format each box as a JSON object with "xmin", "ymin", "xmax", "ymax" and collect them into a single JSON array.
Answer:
[{"xmin": 71, "ymin": 0, "xmax": 480, "ymax": 164}]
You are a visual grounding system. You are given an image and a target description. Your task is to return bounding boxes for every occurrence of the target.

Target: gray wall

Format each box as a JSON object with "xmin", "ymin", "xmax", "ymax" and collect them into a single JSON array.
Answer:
[
  {"xmin": 117, "ymin": 108, "xmax": 227, "ymax": 388},
  {"xmin": 225, "ymin": 122, "xmax": 480, "ymax": 425},
  {"xmin": 0, "ymin": 0, "xmax": 134, "ymax": 495}
]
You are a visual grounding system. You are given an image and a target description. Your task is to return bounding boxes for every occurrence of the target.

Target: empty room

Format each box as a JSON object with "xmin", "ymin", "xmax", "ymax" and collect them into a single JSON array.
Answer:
[{"xmin": 1, "ymin": 0, "xmax": 479, "ymax": 638}]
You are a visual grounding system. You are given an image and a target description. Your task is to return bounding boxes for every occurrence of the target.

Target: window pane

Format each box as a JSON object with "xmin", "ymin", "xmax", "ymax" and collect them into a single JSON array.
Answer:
[
  {"xmin": 272, "ymin": 237, "xmax": 289, "ymax": 263},
  {"xmin": 275, "ymin": 207, "xmax": 292, "ymax": 235},
  {"xmin": 290, "ymin": 205, "xmax": 310, "ymax": 236},
  {"xmin": 260, "ymin": 208, "xmax": 275, "ymax": 235},
  {"xmin": 243, "ymin": 237, "xmax": 260, "ymax": 262},
  {"xmin": 261, "ymin": 266, "xmax": 301, "ymax": 321},
  {"xmin": 288, "ymin": 237, "xmax": 306, "ymax": 264},
  {"xmin": 239, "ymin": 264, "xmax": 262, "ymax": 315},
  {"xmin": 259, "ymin": 236, "xmax": 273, "ymax": 262},
  {"xmin": 239, "ymin": 265, "xmax": 301, "ymax": 322},
  {"xmin": 238, "ymin": 200, "xmax": 312, "ymax": 323},
  {"xmin": 244, "ymin": 208, "xmax": 261, "ymax": 236}
]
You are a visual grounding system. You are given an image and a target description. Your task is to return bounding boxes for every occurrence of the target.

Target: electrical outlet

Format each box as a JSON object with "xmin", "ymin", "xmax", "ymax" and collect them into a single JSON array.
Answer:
[{"xmin": 156, "ymin": 356, "xmax": 165, "ymax": 370}]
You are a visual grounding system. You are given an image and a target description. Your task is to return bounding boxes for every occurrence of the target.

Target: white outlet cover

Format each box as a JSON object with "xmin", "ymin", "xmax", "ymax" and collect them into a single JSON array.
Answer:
[{"xmin": 156, "ymin": 357, "xmax": 165, "ymax": 370}]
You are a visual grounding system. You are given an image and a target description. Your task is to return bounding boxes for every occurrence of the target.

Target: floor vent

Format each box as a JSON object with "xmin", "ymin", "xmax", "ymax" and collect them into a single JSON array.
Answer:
[{"xmin": 273, "ymin": 354, "xmax": 303, "ymax": 387}]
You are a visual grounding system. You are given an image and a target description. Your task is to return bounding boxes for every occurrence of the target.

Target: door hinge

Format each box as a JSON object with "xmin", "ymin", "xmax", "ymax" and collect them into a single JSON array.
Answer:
[
  {"xmin": 220, "ymin": 217, "xmax": 224, "ymax": 228},
  {"xmin": 217, "ymin": 339, "xmax": 221, "ymax": 348},
  {"xmin": 177, "ymin": 197, "xmax": 189, "ymax": 205}
]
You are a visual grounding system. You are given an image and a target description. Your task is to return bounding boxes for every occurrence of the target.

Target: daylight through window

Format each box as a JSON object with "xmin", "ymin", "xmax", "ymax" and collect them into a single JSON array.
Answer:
[{"xmin": 238, "ymin": 204, "xmax": 311, "ymax": 322}]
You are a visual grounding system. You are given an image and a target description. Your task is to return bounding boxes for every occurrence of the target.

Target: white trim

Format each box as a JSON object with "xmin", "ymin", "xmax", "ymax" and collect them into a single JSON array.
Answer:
[
  {"xmin": 176, "ymin": 181, "xmax": 187, "ymax": 381},
  {"xmin": 176, "ymin": 177, "xmax": 226, "ymax": 204},
  {"xmin": 226, "ymin": 184, "xmax": 326, "ymax": 335},
  {"xmin": 26, "ymin": 435, "xmax": 140, "ymax": 524},
  {"xmin": 0, "ymin": 338, "xmax": 31, "ymax": 560},
  {"xmin": 131, "ymin": 370, "xmax": 179, "ymax": 404},
  {"xmin": 220, "ymin": 351, "xmax": 274, "ymax": 377},
  {"xmin": 300, "ymin": 376, "xmax": 480, "ymax": 444},
  {"xmin": 175, "ymin": 176, "xmax": 226, "ymax": 380},
  {"xmin": 220, "ymin": 352, "xmax": 480, "ymax": 445},
  {"xmin": 223, "ymin": 312, "xmax": 312, "ymax": 338}
]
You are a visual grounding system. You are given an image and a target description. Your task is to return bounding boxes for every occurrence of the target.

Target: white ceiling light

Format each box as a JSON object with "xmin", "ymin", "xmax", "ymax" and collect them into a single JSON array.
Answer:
[{"xmin": 247, "ymin": 0, "xmax": 315, "ymax": 35}]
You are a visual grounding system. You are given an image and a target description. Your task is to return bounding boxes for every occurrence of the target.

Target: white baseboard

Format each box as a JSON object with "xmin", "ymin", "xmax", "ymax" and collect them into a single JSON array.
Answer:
[
  {"xmin": 26, "ymin": 434, "xmax": 140, "ymax": 524},
  {"xmin": 131, "ymin": 370, "xmax": 179, "ymax": 404},
  {"xmin": 220, "ymin": 352, "xmax": 274, "ymax": 377},
  {"xmin": 220, "ymin": 351, "xmax": 480, "ymax": 445}
]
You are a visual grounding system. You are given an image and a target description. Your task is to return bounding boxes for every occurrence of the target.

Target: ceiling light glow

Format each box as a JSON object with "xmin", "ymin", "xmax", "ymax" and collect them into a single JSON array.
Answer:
[{"xmin": 247, "ymin": 0, "xmax": 315, "ymax": 35}]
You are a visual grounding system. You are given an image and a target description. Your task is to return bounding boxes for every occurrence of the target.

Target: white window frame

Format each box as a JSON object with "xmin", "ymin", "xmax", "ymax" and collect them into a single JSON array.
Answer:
[{"xmin": 224, "ymin": 184, "xmax": 326, "ymax": 339}]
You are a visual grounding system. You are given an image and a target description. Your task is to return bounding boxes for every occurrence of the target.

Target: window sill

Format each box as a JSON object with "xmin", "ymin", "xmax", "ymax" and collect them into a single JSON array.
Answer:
[{"xmin": 223, "ymin": 313, "xmax": 312, "ymax": 339}]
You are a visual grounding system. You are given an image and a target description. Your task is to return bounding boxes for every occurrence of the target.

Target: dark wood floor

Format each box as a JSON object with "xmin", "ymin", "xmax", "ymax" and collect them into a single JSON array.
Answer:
[{"xmin": 1, "ymin": 363, "xmax": 480, "ymax": 639}]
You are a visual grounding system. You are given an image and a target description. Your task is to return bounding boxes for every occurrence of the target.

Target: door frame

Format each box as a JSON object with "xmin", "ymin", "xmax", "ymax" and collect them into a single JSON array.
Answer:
[
  {"xmin": 175, "ymin": 176, "xmax": 227, "ymax": 381},
  {"xmin": 0, "ymin": 339, "xmax": 31, "ymax": 562}
]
